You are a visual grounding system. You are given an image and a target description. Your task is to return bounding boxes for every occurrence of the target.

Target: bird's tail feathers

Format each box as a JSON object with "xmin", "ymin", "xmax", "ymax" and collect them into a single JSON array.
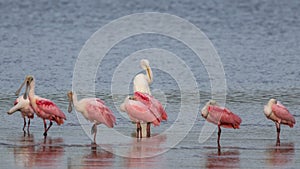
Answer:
[
  {"xmin": 53, "ymin": 116, "xmax": 64, "ymax": 125},
  {"xmin": 104, "ymin": 113, "xmax": 116, "ymax": 128}
]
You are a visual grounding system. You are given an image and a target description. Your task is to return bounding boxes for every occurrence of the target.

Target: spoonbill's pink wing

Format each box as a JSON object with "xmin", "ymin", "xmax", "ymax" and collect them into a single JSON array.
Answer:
[
  {"xmin": 85, "ymin": 98, "xmax": 116, "ymax": 128},
  {"xmin": 134, "ymin": 91, "xmax": 168, "ymax": 121},
  {"xmin": 205, "ymin": 105, "xmax": 223, "ymax": 125},
  {"xmin": 155, "ymin": 100, "xmax": 168, "ymax": 121},
  {"xmin": 125, "ymin": 99, "xmax": 160, "ymax": 126},
  {"xmin": 272, "ymin": 103, "xmax": 295, "ymax": 126},
  {"xmin": 134, "ymin": 91, "xmax": 151, "ymax": 103},
  {"xmin": 36, "ymin": 98, "xmax": 66, "ymax": 125},
  {"xmin": 208, "ymin": 105, "xmax": 241, "ymax": 129}
]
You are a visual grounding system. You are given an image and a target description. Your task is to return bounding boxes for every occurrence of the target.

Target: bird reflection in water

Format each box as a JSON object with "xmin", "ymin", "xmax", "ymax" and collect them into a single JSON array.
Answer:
[
  {"xmin": 13, "ymin": 134, "xmax": 35, "ymax": 168},
  {"xmin": 13, "ymin": 135, "xmax": 64, "ymax": 168},
  {"xmin": 266, "ymin": 142, "xmax": 295, "ymax": 167},
  {"xmin": 124, "ymin": 134, "xmax": 167, "ymax": 168},
  {"xmin": 205, "ymin": 149, "xmax": 240, "ymax": 169},
  {"xmin": 81, "ymin": 147, "xmax": 114, "ymax": 169}
]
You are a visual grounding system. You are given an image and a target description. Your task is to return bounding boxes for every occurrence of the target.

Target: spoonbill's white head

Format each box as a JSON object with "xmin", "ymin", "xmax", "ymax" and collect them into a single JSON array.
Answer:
[
  {"xmin": 201, "ymin": 100, "xmax": 217, "ymax": 118},
  {"xmin": 269, "ymin": 98, "xmax": 277, "ymax": 105}
]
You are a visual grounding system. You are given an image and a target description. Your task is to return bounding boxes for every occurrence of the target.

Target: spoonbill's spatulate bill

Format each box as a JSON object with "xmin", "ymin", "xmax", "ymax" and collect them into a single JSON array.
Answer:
[
  {"xmin": 201, "ymin": 100, "xmax": 242, "ymax": 148},
  {"xmin": 264, "ymin": 98, "xmax": 296, "ymax": 144}
]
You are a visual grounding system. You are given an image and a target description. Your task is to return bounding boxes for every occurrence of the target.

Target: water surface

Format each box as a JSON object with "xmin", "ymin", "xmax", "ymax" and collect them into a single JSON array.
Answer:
[{"xmin": 0, "ymin": 0, "xmax": 300, "ymax": 168}]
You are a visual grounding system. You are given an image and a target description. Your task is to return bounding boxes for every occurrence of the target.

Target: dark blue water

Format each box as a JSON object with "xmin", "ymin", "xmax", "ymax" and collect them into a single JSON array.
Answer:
[{"xmin": 0, "ymin": 0, "xmax": 300, "ymax": 168}]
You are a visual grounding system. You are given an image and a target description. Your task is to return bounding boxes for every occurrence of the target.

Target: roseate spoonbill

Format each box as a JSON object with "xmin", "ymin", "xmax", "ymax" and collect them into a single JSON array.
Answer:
[
  {"xmin": 201, "ymin": 100, "xmax": 242, "ymax": 148},
  {"xmin": 7, "ymin": 95, "xmax": 35, "ymax": 134},
  {"xmin": 133, "ymin": 91, "xmax": 167, "ymax": 137},
  {"xmin": 134, "ymin": 91, "xmax": 167, "ymax": 120},
  {"xmin": 133, "ymin": 59, "xmax": 153, "ymax": 137},
  {"xmin": 16, "ymin": 75, "xmax": 66, "ymax": 137},
  {"xmin": 264, "ymin": 98, "xmax": 296, "ymax": 144},
  {"xmin": 67, "ymin": 91, "xmax": 116, "ymax": 144},
  {"xmin": 120, "ymin": 95, "xmax": 161, "ymax": 138}
]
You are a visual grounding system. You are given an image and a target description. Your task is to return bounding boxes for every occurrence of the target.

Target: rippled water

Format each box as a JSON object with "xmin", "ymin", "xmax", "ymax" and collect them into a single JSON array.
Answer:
[{"xmin": 1, "ymin": 0, "xmax": 300, "ymax": 168}]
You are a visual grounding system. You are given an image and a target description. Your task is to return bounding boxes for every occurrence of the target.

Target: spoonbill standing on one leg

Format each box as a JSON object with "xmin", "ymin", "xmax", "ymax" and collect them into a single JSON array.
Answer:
[
  {"xmin": 7, "ymin": 95, "xmax": 35, "ymax": 134},
  {"xmin": 264, "ymin": 98, "xmax": 296, "ymax": 145},
  {"xmin": 133, "ymin": 59, "xmax": 153, "ymax": 137},
  {"xmin": 201, "ymin": 100, "xmax": 242, "ymax": 149},
  {"xmin": 67, "ymin": 91, "xmax": 116, "ymax": 144},
  {"xmin": 16, "ymin": 75, "xmax": 66, "ymax": 137}
]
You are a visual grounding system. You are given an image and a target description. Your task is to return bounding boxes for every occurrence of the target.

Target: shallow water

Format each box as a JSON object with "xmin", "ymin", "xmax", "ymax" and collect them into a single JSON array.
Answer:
[{"xmin": 1, "ymin": 0, "xmax": 300, "ymax": 168}]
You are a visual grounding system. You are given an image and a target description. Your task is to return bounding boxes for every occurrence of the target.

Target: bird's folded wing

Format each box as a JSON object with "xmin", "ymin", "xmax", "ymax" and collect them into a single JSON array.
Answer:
[
  {"xmin": 126, "ymin": 100, "xmax": 159, "ymax": 125},
  {"xmin": 272, "ymin": 104, "xmax": 295, "ymax": 123},
  {"xmin": 36, "ymin": 98, "xmax": 66, "ymax": 119}
]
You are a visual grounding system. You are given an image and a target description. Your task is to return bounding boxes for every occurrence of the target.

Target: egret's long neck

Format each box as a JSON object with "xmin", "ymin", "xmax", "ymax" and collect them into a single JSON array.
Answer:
[{"xmin": 145, "ymin": 66, "xmax": 153, "ymax": 84}]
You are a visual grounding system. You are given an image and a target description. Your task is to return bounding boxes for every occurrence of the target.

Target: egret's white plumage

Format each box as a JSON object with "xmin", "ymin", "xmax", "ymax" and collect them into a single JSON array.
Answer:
[
  {"xmin": 132, "ymin": 59, "xmax": 153, "ymax": 137},
  {"xmin": 133, "ymin": 59, "xmax": 153, "ymax": 95}
]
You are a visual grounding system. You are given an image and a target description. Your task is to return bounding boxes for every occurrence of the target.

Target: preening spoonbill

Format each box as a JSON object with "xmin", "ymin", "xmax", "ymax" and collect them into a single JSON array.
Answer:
[
  {"xmin": 67, "ymin": 91, "xmax": 116, "ymax": 144},
  {"xmin": 264, "ymin": 98, "xmax": 296, "ymax": 144},
  {"xmin": 132, "ymin": 59, "xmax": 153, "ymax": 137},
  {"xmin": 201, "ymin": 100, "xmax": 242, "ymax": 148},
  {"xmin": 7, "ymin": 95, "xmax": 35, "ymax": 134},
  {"xmin": 16, "ymin": 75, "xmax": 66, "ymax": 137}
]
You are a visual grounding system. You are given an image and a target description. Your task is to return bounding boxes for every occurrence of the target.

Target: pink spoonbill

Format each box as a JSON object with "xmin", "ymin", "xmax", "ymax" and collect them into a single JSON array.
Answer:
[
  {"xmin": 133, "ymin": 91, "xmax": 167, "ymax": 137},
  {"xmin": 120, "ymin": 92, "xmax": 167, "ymax": 138},
  {"xmin": 132, "ymin": 59, "xmax": 153, "ymax": 137},
  {"xmin": 264, "ymin": 98, "xmax": 296, "ymax": 144},
  {"xmin": 7, "ymin": 95, "xmax": 35, "ymax": 134},
  {"xmin": 201, "ymin": 100, "xmax": 242, "ymax": 148},
  {"xmin": 67, "ymin": 91, "xmax": 116, "ymax": 144},
  {"xmin": 16, "ymin": 75, "xmax": 66, "ymax": 137}
]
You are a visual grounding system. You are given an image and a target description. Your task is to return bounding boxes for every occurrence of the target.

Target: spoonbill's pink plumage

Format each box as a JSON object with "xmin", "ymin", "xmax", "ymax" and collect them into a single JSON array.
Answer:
[
  {"xmin": 264, "ymin": 98, "xmax": 296, "ymax": 144},
  {"xmin": 120, "ymin": 94, "xmax": 165, "ymax": 138},
  {"xmin": 7, "ymin": 95, "xmax": 35, "ymax": 134},
  {"xmin": 201, "ymin": 100, "xmax": 242, "ymax": 148},
  {"xmin": 134, "ymin": 91, "xmax": 168, "ymax": 122},
  {"xmin": 121, "ymin": 96, "xmax": 160, "ymax": 125},
  {"xmin": 16, "ymin": 75, "xmax": 66, "ymax": 137},
  {"xmin": 67, "ymin": 91, "xmax": 116, "ymax": 143},
  {"xmin": 34, "ymin": 97, "xmax": 66, "ymax": 125},
  {"xmin": 206, "ymin": 105, "xmax": 241, "ymax": 129}
]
